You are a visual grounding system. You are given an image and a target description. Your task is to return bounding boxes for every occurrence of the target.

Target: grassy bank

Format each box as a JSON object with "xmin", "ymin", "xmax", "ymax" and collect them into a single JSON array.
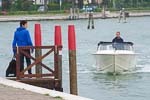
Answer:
[{"xmin": 0, "ymin": 10, "xmax": 69, "ymax": 16}]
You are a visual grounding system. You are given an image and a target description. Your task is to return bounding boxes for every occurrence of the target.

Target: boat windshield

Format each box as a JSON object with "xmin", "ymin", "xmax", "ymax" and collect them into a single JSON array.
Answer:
[{"xmin": 98, "ymin": 42, "xmax": 134, "ymax": 51}]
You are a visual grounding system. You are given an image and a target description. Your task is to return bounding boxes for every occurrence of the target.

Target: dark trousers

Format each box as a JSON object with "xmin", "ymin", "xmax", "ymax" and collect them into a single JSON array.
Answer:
[{"xmin": 20, "ymin": 50, "xmax": 32, "ymax": 74}]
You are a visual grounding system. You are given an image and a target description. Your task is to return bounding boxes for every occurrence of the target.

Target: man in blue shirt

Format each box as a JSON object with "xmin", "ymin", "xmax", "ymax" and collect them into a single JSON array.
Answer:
[
  {"xmin": 112, "ymin": 32, "xmax": 124, "ymax": 43},
  {"xmin": 12, "ymin": 20, "xmax": 33, "ymax": 74},
  {"xmin": 112, "ymin": 32, "xmax": 124, "ymax": 50}
]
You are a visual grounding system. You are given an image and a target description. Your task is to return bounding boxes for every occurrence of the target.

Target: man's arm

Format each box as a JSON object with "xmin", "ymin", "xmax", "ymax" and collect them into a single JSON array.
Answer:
[
  {"xmin": 12, "ymin": 32, "xmax": 17, "ymax": 55},
  {"xmin": 121, "ymin": 38, "xmax": 124, "ymax": 42},
  {"xmin": 26, "ymin": 30, "xmax": 33, "ymax": 46},
  {"xmin": 112, "ymin": 38, "xmax": 115, "ymax": 43}
]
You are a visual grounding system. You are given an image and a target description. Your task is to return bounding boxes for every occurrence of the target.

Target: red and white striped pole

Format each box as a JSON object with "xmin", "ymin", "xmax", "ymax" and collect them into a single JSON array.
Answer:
[
  {"xmin": 54, "ymin": 25, "xmax": 63, "ymax": 91},
  {"xmin": 68, "ymin": 25, "xmax": 78, "ymax": 95},
  {"xmin": 55, "ymin": 25, "xmax": 62, "ymax": 49},
  {"xmin": 34, "ymin": 23, "xmax": 42, "ymax": 76}
]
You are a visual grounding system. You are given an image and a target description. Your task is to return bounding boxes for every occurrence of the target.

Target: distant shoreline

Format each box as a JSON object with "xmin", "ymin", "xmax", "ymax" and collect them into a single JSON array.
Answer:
[{"xmin": 0, "ymin": 11, "xmax": 150, "ymax": 22}]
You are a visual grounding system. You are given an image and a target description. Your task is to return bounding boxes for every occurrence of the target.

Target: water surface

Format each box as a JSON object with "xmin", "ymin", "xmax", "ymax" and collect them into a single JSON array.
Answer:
[{"xmin": 0, "ymin": 17, "xmax": 150, "ymax": 100}]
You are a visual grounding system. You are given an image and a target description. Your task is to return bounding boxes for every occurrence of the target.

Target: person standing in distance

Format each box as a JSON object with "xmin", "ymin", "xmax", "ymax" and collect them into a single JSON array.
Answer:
[{"xmin": 12, "ymin": 20, "xmax": 33, "ymax": 74}]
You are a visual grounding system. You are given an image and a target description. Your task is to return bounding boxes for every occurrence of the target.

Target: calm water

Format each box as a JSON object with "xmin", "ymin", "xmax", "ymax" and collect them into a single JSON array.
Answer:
[{"xmin": 0, "ymin": 17, "xmax": 150, "ymax": 100}]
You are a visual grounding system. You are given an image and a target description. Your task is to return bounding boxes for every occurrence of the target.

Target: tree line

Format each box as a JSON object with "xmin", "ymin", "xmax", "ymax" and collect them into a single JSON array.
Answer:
[
  {"xmin": 102, "ymin": 0, "xmax": 150, "ymax": 9},
  {"xmin": 1, "ymin": 0, "xmax": 150, "ymax": 11}
]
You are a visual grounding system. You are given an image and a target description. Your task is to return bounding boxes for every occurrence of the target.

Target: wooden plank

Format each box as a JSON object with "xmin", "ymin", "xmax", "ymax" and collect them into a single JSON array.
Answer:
[{"xmin": 7, "ymin": 78, "xmax": 56, "ymax": 90}]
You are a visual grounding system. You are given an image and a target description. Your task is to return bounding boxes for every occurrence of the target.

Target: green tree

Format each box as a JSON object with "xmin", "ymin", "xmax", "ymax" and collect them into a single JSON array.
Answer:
[
  {"xmin": 11, "ymin": 0, "xmax": 35, "ymax": 11},
  {"xmin": 2, "ymin": 0, "xmax": 12, "ymax": 11}
]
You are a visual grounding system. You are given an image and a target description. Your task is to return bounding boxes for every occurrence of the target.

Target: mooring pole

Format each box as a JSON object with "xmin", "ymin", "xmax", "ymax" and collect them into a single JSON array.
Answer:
[
  {"xmin": 72, "ymin": 0, "xmax": 75, "ymax": 20},
  {"xmin": 91, "ymin": 12, "xmax": 94, "ymax": 29},
  {"xmin": 88, "ymin": 12, "xmax": 94, "ymax": 29},
  {"xmin": 122, "ymin": 8, "xmax": 126, "ymax": 23},
  {"xmin": 87, "ymin": 12, "xmax": 91, "ymax": 29},
  {"xmin": 77, "ymin": 8, "xmax": 79, "ymax": 19},
  {"xmin": 118, "ymin": 10, "xmax": 122, "ymax": 23},
  {"xmin": 102, "ymin": 5, "xmax": 106, "ymax": 19},
  {"xmin": 54, "ymin": 25, "xmax": 63, "ymax": 91},
  {"xmin": 68, "ymin": 25, "xmax": 78, "ymax": 95},
  {"xmin": 34, "ymin": 24, "xmax": 42, "ymax": 77},
  {"xmin": 69, "ymin": 8, "xmax": 73, "ymax": 20}
]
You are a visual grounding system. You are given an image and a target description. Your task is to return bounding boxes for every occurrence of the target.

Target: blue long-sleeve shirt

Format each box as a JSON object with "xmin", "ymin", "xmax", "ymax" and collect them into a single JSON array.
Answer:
[
  {"xmin": 12, "ymin": 27, "xmax": 33, "ymax": 54},
  {"xmin": 112, "ymin": 37, "xmax": 124, "ymax": 50}
]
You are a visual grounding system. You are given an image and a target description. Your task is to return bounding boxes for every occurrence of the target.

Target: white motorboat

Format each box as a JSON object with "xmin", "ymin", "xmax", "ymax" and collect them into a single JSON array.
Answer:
[{"xmin": 93, "ymin": 42, "xmax": 136, "ymax": 74}]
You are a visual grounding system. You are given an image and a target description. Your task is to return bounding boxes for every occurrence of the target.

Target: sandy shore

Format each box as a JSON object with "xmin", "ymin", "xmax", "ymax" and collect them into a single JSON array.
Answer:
[{"xmin": 0, "ymin": 11, "xmax": 150, "ymax": 22}]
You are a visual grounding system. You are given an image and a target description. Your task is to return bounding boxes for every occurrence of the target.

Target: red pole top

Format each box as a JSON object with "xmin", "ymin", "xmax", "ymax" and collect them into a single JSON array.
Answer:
[
  {"xmin": 34, "ymin": 24, "xmax": 42, "ymax": 46},
  {"xmin": 54, "ymin": 25, "xmax": 62, "ymax": 46},
  {"xmin": 68, "ymin": 25, "xmax": 76, "ymax": 51}
]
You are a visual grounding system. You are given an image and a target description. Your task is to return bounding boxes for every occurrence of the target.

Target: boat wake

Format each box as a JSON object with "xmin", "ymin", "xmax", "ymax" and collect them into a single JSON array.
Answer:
[
  {"xmin": 136, "ymin": 64, "xmax": 150, "ymax": 73},
  {"xmin": 92, "ymin": 63, "xmax": 150, "ymax": 74}
]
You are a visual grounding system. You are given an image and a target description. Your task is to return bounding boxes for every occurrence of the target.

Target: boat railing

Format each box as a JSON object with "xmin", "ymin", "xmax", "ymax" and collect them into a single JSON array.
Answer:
[{"xmin": 97, "ymin": 41, "xmax": 134, "ymax": 51}]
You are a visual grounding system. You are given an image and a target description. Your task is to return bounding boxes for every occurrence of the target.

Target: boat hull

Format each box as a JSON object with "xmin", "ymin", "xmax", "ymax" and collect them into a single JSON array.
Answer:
[{"xmin": 93, "ymin": 52, "xmax": 136, "ymax": 74}]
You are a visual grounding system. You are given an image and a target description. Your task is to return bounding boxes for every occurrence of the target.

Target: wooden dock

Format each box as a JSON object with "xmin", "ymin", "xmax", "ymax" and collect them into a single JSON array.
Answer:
[{"xmin": 7, "ymin": 45, "xmax": 63, "ymax": 91}]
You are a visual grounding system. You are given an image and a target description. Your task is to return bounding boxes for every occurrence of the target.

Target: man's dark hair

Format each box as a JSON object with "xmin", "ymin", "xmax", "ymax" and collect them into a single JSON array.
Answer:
[{"xmin": 20, "ymin": 20, "xmax": 27, "ymax": 27}]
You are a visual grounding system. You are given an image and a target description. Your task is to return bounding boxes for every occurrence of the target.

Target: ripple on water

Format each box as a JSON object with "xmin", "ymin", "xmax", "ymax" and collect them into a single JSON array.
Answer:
[{"xmin": 1, "ymin": 17, "xmax": 150, "ymax": 100}]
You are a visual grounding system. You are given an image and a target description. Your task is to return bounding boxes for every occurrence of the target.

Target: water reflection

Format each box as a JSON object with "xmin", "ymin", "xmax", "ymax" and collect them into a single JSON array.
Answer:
[
  {"xmin": 91, "ymin": 72, "xmax": 148, "ymax": 100},
  {"xmin": 92, "ymin": 72, "xmax": 142, "ymax": 89}
]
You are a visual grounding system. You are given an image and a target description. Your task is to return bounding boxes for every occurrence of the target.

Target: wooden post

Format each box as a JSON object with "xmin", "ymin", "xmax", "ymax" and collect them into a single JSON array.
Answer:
[
  {"xmin": 88, "ymin": 12, "xmax": 94, "ymax": 29},
  {"xmin": 54, "ymin": 26, "xmax": 63, "ymax": 91},
  {"xmin": 34, "ymin": 24, "xmax": 42, "ymax": 77},
  {"xmin": 68, "ymin": 25, "xmax": 78, "ymax": 95},
  {"xmin": 58, "ymin": 52, "xmax": 62, "ymax": 90},
  {"xmin": 87, "ymin": 13, "xmax": 91, "ymax": 29},
  {"xmin": 122, "ymin": 8, "xmax": 127, "ymax": 23},
  {"xmin": 102, "ymin": 5, "xmax": 106, "ymax": 19},
  {"xmin": 91, "ymin": 12, "xmax": 94, "ymax": 29},
  {"xmin": 77, "ymin": 8, "xmax": 79, "ymax": 19},
  {"xmin": 69, "ymin": 8, "xmax": 73, "ymax": 20},
  {"xmin": 118, "ymin": 10, "xmax": 122, "ymax": 23},
  {"xmin": 16, "ymin": 46, "xmax": 20, "ymax": 80},
  {"xmin": 54, "ymin": 46, "xmax": 59, "ymax": 82},
  {"xmin": 72, "ymin": 0, "xmax": 75, "ymax": 20}
]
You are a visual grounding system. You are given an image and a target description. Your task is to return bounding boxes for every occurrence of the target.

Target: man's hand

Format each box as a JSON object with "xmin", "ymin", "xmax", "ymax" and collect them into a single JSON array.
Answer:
[{"xmin": 31, "ymin": 49, "xmax": 34, "ymax": 54}]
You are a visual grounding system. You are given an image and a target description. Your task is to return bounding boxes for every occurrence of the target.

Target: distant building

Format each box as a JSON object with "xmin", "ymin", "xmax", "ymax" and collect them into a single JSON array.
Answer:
[
  {"xmin": 63, "ymin": 0, "xmax": 102, "ymax": 4},
  {"xmin": 32, "ymin": 0, "xmax": 102, "ymax": 9},
  {"xmin": 33, "ymin": 0, "xmax": 45, "ymax": 5}
]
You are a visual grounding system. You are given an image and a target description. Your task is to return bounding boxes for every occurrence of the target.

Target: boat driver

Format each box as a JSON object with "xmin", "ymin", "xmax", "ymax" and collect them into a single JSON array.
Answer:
[{"xmin": 112, "ymin": 32, "xmax": 124, "ymax": 50}]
